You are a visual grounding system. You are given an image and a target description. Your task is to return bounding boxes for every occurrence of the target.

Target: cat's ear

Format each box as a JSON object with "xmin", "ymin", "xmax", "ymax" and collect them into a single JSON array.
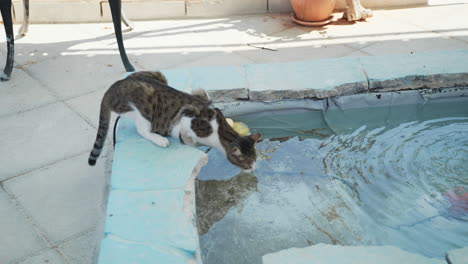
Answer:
[
  {"xmin": 192, "ymin": 88, "xmax": 211, "ymax": 102},
  {"xmin": 230, "ymin": 143, "xmax": 242, "ymax": 156},
  {"xmin": 250, "ymin": 133, "xmax": 261, "ymax": 142},
  {"xmin": 214, "ymin": 108, "xmax": 222, "ymax": 116},
  {"xmin": 207, "ymin": 109, "xmax": 215, "ymax": 120}
]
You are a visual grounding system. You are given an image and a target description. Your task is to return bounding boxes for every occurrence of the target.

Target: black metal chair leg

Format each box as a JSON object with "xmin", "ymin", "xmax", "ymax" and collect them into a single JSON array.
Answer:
[
  {"xmin": 108, "ymin": 0, "xmax": 135, "ymax": 72},
  {"xmin": 17, "ymin": 0, "xmax": 29, "ymax": 37},
  {"xmin": 0, "ymin": 0, "xmax": 14, "ymax": 81}
]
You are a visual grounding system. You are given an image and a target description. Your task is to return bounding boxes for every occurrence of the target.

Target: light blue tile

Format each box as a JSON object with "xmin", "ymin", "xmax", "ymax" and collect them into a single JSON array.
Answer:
[
  {"xmin": 123, "ymin": 70, "xmax": 192, "ymax": 93},
  {"xmin": 246, "ymin": 58, "xmax": 365, "ymax": 91},
  {"xmin": 99, "ymin": 236, "xmax": 191, "ymax": 264},
  {"xmin": 162, "ymin": 66, "xmax": 248, "ymax": 101},
  {"xmin": 189, "ymin": 66, "xmax": 247, "ymax": 91},
  {"xmin": 112, "ymin": 118, "xmax": 206, "ymax": 190},
  {"xmin": 114, "ymin": 117, "xmax": 139, "ymax": 142},
  {"xmin": 245, "ymin": 58, "xmax": 368, "ymax": 100},
  {"xmin": 162, "ymin": 66, "xmax": 248, "ymax": 92},
  {"xmin": 360, "ymin": 50, "xmax": 468, "ymax": 88},
  {"xmin": 98, "ymin": 116, "xmax": 204, "ymax": 264},
  {"xmin": 161, "ymin": 68, "xmax": 192, "ymax": 93},
  {"xmin": 104, "ymin": 190, "xmax": 198, "ymax": 252}
]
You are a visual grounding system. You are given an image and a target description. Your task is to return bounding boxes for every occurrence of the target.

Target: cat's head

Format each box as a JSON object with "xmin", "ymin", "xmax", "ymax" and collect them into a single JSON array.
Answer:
[{"xmin": 226, "ymin": 133, "xmax": 261, "ymax": 172}]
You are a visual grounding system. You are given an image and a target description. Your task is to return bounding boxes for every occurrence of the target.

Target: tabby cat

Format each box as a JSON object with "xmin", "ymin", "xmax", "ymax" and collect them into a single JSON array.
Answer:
[{"xmin": 88, "ymin": 71, "xmax": 261, "ymax": 171}]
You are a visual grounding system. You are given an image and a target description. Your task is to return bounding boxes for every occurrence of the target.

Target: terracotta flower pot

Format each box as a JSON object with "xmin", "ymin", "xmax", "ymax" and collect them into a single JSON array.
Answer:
[{"xmin": 290, "ymin": 0, "xmax": 337, "ymax": 22}]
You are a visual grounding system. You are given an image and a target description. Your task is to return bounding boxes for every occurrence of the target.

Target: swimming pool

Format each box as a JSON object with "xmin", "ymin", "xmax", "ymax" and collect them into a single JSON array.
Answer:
[{"xmin": 195, "ymin": 89, "xmax": 468, "ymax": 264}]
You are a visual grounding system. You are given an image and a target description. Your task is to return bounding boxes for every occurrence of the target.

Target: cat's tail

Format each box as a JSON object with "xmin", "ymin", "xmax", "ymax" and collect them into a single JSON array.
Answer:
[{"xmin": 88, "ymin": 99, "xmax": 111, "ymax": 166}]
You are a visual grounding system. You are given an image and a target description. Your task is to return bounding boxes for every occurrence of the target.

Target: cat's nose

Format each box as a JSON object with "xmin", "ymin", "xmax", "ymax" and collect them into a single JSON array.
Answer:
[{"xmin": 243, "ymin": 163, "xmax": 255, "ymax": 173}]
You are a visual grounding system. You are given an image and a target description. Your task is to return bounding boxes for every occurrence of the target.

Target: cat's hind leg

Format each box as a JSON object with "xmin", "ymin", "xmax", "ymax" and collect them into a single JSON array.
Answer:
[
  {"xmin": 123, "ymin": 110, "xmax": 169, "ymax": 147},
  {"xmin": 135, "ymin": 117, "xmax": 169, "ymax": 147}
]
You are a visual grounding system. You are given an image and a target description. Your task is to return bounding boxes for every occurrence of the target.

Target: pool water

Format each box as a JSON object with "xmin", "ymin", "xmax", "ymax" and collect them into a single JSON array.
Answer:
[{"xmin": 196, "ymin": 97, "xmax": 468, "ymax": 264}]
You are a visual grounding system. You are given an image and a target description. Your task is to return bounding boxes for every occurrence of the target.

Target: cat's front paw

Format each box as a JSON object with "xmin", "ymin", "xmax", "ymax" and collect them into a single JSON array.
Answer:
[
  {"xmin": 149, "ymin": 135, "xmax": 169, "ymax": 148},
  {"xmin": 155, "ymin": 137, "xmax": 170, "ymax": 148}
]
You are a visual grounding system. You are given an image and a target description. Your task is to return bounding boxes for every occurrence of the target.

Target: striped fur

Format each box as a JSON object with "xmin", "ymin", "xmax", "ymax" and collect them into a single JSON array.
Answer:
[{"xmin": 88, "ymin": 99, "xmax": 111, "ymax": 165}]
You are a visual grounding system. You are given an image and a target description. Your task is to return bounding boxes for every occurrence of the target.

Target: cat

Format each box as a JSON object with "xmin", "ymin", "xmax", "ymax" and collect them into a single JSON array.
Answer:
[{"xmin": 88, "ymin": 71, "xmax": 261, "ymax": 171}]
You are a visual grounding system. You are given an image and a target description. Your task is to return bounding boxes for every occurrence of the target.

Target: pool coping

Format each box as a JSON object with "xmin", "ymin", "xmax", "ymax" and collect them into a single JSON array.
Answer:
[
  {"xmin": 98, "ymin": 50, "xmax": 468, "ymax": 264},
  {"xmin": 98, "ymin": 118, "xmax": 207, "ymax": 264},
  {"xmin": 161, "ymin": 50, "xmax": 468, "ymax": 103}
]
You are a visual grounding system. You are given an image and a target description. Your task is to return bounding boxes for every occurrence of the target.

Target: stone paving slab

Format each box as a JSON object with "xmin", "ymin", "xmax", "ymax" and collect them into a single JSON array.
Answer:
[
  {"xmin": 0, "ymin": 68, "xmax": 56, "ymax": 117},
  {"xmin": 0, "ymin": 103, "xmax": 95, "ymax": 181},
  {"xmin": 24, "ymin": 55, "xmax": 125, "ymax": 100},
  {"xmin": 17, "ymin": 249, "xmax": 67, "ymax": 264},
  {"xmin": 3, "ymin": 153, "xmax": 107, "ymax": 243},
  {"xmin": 65, "ymin": 89, "xmax": 108, "ymax": 128},
  {"xmin": 238, "ymin": 35, "xmax": 357, "ymax": 64},
  {"xmin": 359, "ymin": 35, "xmax": 468, "ymax": 57},
  {"xmin": 58, "ymin": 231, "xmax": 99, "ymax": 264},
  {"xmin": 0, "ymin": 190, "xmax": 48, "ymax": 263},
  {"xmin": 9, "ymin": 23, "xmax": 108, "ymax": 66},
  {"xmin": 175, "ymin": 52, "xmax": 254, "ymax": 69}
]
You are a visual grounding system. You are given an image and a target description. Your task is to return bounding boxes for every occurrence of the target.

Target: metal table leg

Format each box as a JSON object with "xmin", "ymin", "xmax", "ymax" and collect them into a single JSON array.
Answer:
[{"xmin": 1, "ymin": 0, "xmax": 14, "ymax": 81}]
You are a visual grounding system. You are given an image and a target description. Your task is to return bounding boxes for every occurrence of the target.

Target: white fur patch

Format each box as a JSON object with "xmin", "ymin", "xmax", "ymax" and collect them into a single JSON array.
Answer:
[
  {"xmin": 170, "ymin": 117, "xmax": 225, "ymax": 155},
  {"xmin": 195, "ymin": 118, "xmax": 225, "ymax": 156},
  {"xmin": 170, "ymin": 116, "xmax": 193, "ymax": 138}
]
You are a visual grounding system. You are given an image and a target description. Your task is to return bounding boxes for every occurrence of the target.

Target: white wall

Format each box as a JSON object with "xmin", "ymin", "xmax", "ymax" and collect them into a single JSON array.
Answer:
[{"xmin": 7, "ymin": 0, "xmax": 428, "ymax": 23}]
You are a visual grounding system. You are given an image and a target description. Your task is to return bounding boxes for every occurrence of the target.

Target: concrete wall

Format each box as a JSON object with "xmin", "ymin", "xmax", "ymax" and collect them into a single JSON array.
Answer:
[
  {"xmin": 270, "ymin": 0, "xmax": 428, "ymax": 12},
  {"xmin": 8, "ymin": 0, "xmax": 428, "ymax": 23}
]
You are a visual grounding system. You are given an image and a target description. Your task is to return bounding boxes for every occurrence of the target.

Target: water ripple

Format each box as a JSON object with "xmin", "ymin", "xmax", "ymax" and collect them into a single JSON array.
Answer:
[
  {"xmin": 321, "ymin": 118, "xmax": 468, "ymax": 256},
  {"xmin": 198, "ymin": 117, "xmax": 468, "ymax": 264}
]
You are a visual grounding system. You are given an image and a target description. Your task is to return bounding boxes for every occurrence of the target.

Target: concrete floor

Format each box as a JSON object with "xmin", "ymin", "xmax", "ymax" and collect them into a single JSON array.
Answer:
[{"xmin": 1, "ymin": 2, "xmax": 468, "ymax": 264}]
